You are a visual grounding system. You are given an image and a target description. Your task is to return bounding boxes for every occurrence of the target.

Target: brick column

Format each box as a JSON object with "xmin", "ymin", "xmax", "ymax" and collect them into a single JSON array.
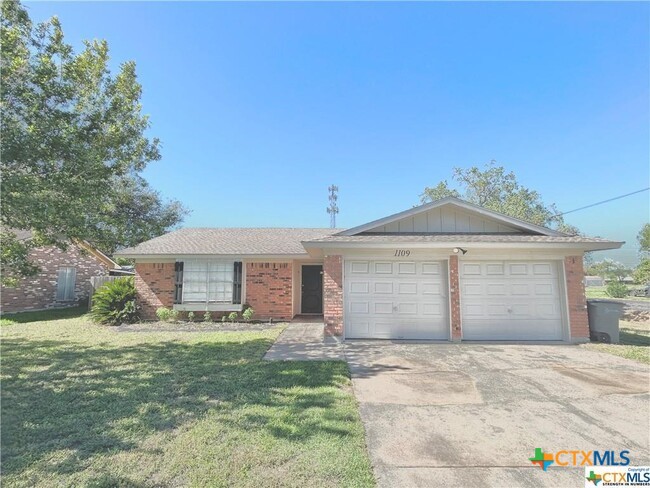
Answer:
[
  {"xmin": 323, "ymin": 255, "xmax": 343, "ymax": 336},
  {"xmin": 449, "ymin": 255, "xmax": 462, "ymax": 341},
  {"xmin": 565, "ymin": 255, "xmax": 589, "ymax": 342}
]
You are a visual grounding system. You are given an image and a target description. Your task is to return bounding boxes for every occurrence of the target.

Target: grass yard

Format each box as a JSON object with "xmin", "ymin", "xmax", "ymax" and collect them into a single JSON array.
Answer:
[
  {"xmin": 582, "ymin": 320, "xmax": 650, "ymax": 365},
  {"xmin": 1, "ymin": 309, "xmax": 375, "ymax": 488},
  {"xmin": 585, "ymin": 286, "xmax": 650, "ymax": 301}
]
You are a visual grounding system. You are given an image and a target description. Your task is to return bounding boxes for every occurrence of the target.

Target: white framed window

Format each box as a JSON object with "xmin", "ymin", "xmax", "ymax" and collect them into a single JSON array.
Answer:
[
  {"xmin": 56, "ymin": 267, "xmax": 76, "ymax": 301},
  {"xmin": 181, "ymin": 260, "xmax": 235, "ymax": 304}
]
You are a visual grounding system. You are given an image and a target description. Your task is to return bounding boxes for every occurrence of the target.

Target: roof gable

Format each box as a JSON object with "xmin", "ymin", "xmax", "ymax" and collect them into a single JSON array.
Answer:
[{"xmin": 338, "ymin": 197, "xmax": 566, "ymax": 237}]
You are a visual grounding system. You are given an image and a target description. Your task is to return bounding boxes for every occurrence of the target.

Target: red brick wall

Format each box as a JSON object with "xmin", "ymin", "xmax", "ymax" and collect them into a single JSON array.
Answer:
[
  {"xmin": 135, "ymin": 263, "xmax": 175, "ymax": 320},
  {"xmin": 245, "ymin": 262, "xmax": 293, "ymax": 320},
  {"xmin": 323, "ymin": 255, "xmax": 343, "ymax": 336},
  {"xmin": 1, "ymin": 245, "xmax": 109, "ymax": 313},
  {"xmin": 565, "ymin": 255, "xmax": 589, "ymax": 342},
  {"xmin": 449, "ymin": 255, "xmax": 462, "ymax": 340}
]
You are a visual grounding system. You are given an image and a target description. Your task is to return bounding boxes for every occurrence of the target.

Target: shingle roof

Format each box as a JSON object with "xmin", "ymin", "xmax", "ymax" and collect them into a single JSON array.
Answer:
[
  {"xmin": 116, "ymin": 228, "xmax": 341, "ymax": 256},
  {"xmin": 304, "ymin": 233, "xmax": 618, "ymax": 244}
]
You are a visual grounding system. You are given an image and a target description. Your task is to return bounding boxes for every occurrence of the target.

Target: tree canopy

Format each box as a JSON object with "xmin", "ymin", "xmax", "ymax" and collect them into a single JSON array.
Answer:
[
  {"xmin": 420, "ymin": 161, "xmax": 578, "ymax": 234},
  {"xmin": 586, "ymin": 259, "xmax": 631, "ymax": 283},
  {"xmin": 1, "ymin": 0, "xmax": 187, "ymax": 284},
  {"xmin": 638, "ymin": 223, "xmax": 650, "ymax": 254}
]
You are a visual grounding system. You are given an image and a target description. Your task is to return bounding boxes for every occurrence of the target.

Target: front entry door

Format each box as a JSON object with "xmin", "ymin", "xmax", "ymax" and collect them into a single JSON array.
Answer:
[{"xmin": 301, "ymin": 265, "xmax": 323, "ymax": 314}]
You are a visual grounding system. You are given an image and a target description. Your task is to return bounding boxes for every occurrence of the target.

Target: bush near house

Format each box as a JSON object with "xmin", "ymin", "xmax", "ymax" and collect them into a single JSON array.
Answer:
[
  {"xmin": 606, "ymin": 281, "xmax": 628, "ymax": 298},
  {"xmin": 89, "ymin": 277, "xmax": 138, "ymax": 325},
  {"xmin": 242, "ymin": 307, "xmax": 255, "ymax": 321}
]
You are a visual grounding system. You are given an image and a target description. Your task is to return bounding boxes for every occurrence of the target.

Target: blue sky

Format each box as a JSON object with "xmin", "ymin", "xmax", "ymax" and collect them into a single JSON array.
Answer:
[{"xmin": 27, "ymin": 1, "xmax": 649, "ymax": 265}]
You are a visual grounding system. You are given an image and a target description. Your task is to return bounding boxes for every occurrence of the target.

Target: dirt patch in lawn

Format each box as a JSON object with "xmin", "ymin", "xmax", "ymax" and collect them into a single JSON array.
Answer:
[{"xmin": 624, "ymin": 310, "xmax": 650, "ymax": 323}]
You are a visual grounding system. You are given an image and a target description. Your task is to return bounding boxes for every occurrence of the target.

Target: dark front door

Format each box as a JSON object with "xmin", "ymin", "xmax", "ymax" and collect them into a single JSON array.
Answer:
[{"xmin": 301, "ymin": 265, "xmax": 323, "ymax": 314}]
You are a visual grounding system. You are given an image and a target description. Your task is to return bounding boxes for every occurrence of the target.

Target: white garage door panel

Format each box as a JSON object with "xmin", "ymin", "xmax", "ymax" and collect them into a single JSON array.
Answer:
[
  {"xmin": 345, "ymin": 260, "xmax": 449, "ymax": 340},
  {"xmin": 460, "ymin": 261, "xmax": 564, "ymax": 341},
  {"xmin": 461, "ymin": 319, "xmax": 563, "ymax": 341}
]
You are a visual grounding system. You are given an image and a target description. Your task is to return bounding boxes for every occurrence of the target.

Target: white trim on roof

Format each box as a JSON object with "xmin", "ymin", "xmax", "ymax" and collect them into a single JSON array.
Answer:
[
  {"xmin": 336, "ymin": 197, "xmax": 567, "ymax": 237},
  {"xmin": 301, "ymin": 239, "xmax": 622, "ymax": 258},
  {"xmin": 302, "ymin": 240, "xmax": 620, "ymax": 251}
]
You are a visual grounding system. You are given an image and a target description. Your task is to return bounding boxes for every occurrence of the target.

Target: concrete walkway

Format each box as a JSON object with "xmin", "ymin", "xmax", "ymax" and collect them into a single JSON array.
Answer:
[{"xmin": 263, "ymin": 321, "xmax": 344, "ymax": 361}]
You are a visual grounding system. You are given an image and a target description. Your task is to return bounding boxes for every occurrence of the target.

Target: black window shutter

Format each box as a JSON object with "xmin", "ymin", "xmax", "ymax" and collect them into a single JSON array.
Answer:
[
  {"xmin": 174, "ymin": 262, "xmax": 184, "ymax": 304},
  {"xmin": 233, "ymin": 262, "xmax": 242, "ymax": 304}
]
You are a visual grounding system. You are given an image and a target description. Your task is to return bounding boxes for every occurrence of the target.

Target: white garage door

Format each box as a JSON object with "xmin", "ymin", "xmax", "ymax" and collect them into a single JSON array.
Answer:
[
  {"xmin": 460, "ymin": 261, "xmax": 564, "ymax": 341},
  {"xmin": 345, "ymin": 260, "xmax": 449, "ymax": 340}
]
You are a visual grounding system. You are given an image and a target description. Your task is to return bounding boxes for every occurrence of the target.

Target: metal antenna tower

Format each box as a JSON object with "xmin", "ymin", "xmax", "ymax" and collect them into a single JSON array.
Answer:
[{"xmin": 327, "ymin": 185, "xmax": 339, "ymax": 228}]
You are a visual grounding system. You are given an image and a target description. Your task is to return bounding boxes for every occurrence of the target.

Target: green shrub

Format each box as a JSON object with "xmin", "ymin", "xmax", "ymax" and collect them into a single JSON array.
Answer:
[
  {"xmin": 203, "ymin": 311, "xmax": 212, "ymax": 322},
  {"xmin": 187, "ymin": 311, "xmax": 195, "ymax": 322},
  {"xmin": 242, "ymin": 307, "xmax": 255, "ymax": 321},
  {"xmin": 606, "ymin": 281, "xmax": 628, "ymax": 298},
  {"xmin": 89, "ymin": 277, "xmax": 138, "ymax": 326},
  {"xmin": 228, "ymin": 311, "xmax": 238, "ymax": 323},
  {"xmin": 156, "ymin": 307, "xmax": 172, "ymax": 321},
  {"xmin": 169, "ymin": 309, "xmax": 179, "ymax": 322}
]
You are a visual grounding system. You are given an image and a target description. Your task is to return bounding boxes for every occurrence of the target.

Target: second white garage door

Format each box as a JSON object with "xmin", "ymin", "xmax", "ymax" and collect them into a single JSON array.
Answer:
[
  {"xmin": 460, "ymin": 260, "xmax": 565, "ymax": 341},
  {"xmin": 345, "ymin": 260, "xmax": 449, "ymax": 340}
]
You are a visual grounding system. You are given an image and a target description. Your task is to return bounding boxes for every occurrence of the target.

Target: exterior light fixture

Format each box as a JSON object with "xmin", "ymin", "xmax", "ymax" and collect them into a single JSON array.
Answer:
[{"xmin": 453, "ymin": 247, "xmax": 468, "ymax": 255}]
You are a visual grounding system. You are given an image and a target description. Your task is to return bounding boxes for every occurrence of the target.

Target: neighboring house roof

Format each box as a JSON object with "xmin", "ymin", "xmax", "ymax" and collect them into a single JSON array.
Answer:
[
  {"xmin": 337, "ymin": 196, "xmax": 568, "ymax": 237},
  {"xmin": 116, "ymin": 228, "xmax": 340, "ymax": 258},
  {"xmin": 4, "ymin": 228, "xmax": 120, "ymax": 270},
  {"xmin": 73, "ymin": 240, "xmax": 121, "ymax": 270},
  {"xmin": 11, "ymin": 229, "xmax": 35, "ymax": 241}
]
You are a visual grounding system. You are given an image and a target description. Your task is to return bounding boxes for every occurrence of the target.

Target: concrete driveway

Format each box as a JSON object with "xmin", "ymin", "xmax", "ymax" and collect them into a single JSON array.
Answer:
[{"xmin": 345, "ymin": 342, "xmax": 650, "ymax": 488}]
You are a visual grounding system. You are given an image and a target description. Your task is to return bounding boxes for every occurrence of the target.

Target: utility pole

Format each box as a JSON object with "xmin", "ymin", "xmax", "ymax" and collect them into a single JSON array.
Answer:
[{"xmin": 327, "ymin": 185, "xmax": 339, "ymax": 228}]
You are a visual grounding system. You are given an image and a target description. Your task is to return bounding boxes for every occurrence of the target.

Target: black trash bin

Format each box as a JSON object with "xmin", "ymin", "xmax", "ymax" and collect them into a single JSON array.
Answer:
[{"xmin": 587, "ymin": 300, "xmax": 624, "ymax": 344}]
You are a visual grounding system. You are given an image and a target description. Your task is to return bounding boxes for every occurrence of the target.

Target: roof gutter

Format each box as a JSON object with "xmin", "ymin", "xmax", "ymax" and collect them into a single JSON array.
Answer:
[{"xmin": 301, "ymin": 240, "xmax": 624, "ymax": 257}]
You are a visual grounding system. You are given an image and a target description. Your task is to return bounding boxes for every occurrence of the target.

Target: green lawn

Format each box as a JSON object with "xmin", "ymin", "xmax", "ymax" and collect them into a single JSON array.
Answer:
[
  {"xmin": 1, "ymin": 311, "xmax": 374, "ymax": 488},
  {"xmin": 582, "ymin": 320, "xmax": 650, "ymax": 365},
  {"xmin": 585, "ymin": 286, "xmax": 650, "ymax": 301}
]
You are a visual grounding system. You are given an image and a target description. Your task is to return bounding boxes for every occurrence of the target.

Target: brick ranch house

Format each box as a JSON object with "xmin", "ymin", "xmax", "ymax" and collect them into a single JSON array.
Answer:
[
  {"xmin": 1, "ymin": 231, "xmax": 122, "ymax": 314},
  {"xmin": 117, "ymin": 197, "xmax": 622, "ymax": 342}
]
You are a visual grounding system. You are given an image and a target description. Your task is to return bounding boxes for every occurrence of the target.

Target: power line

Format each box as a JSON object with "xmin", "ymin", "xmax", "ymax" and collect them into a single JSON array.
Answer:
[{"xmin": 554, "ymin": 187, "xmax": 650, "ymax": 217}]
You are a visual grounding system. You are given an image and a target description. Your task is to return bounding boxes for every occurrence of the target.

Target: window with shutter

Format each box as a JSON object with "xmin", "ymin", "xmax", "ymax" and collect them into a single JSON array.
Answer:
[{"xmin": 181, "ymin": 260, "xmax": 238, "ymax": 304}]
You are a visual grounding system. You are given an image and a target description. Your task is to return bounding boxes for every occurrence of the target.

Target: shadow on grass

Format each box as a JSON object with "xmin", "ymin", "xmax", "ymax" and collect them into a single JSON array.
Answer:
[
  {"xmin": 620, "ymin": 328, "xmax": 650, "ymax": 347},
  {"xmin": 1, "ymin": 336, "xmax": 354, "ymax": 479},
  {"xmin": 0, "ymin": 306, "xmax": 87, "ymax": 325}
]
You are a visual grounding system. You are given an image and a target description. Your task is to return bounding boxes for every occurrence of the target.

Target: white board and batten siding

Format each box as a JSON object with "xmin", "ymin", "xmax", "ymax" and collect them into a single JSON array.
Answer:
[
  {"xmin": 369, "ymin": 206, "xmax": 522, "ymax": 233},
  {"xmin": 344, "ymin": 259, "xmax": 450, "ymax": 340},
  {"xmin": 459, "ymin": 260, "xmax": 565, "ymax": 341}
]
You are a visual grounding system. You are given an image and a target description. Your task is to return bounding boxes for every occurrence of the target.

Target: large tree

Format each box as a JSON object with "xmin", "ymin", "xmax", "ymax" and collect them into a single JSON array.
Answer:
[
  {"xmin": 634, "ymin": 224, "xmax": 650, "ymax": 285},
  {"xmin": 586, "ymin": 259, "xmax": 631, "ymax": 283},
  {"xmin": 1, "ymin": 0, "xmax": 187, "ymax": 285},
  {"xmin": 420, "ymin": 161, "xmax": 578, "ymax": 234},
  {"xmin": 638, "ymin": 223, "xmax": 650, "ymax": 255}
]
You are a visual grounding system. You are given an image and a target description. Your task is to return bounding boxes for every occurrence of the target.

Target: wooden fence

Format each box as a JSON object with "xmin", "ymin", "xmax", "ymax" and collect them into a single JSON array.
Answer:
[{"xmin": 88, "ymin": 276, "xmax": 121, "ymax": 310}]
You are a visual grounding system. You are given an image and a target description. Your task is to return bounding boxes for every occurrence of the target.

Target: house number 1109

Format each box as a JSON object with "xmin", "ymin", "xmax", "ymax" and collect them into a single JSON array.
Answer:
[{"xmin": 394, "ymin": 249, "xmax": 411, "ymax": 257}]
